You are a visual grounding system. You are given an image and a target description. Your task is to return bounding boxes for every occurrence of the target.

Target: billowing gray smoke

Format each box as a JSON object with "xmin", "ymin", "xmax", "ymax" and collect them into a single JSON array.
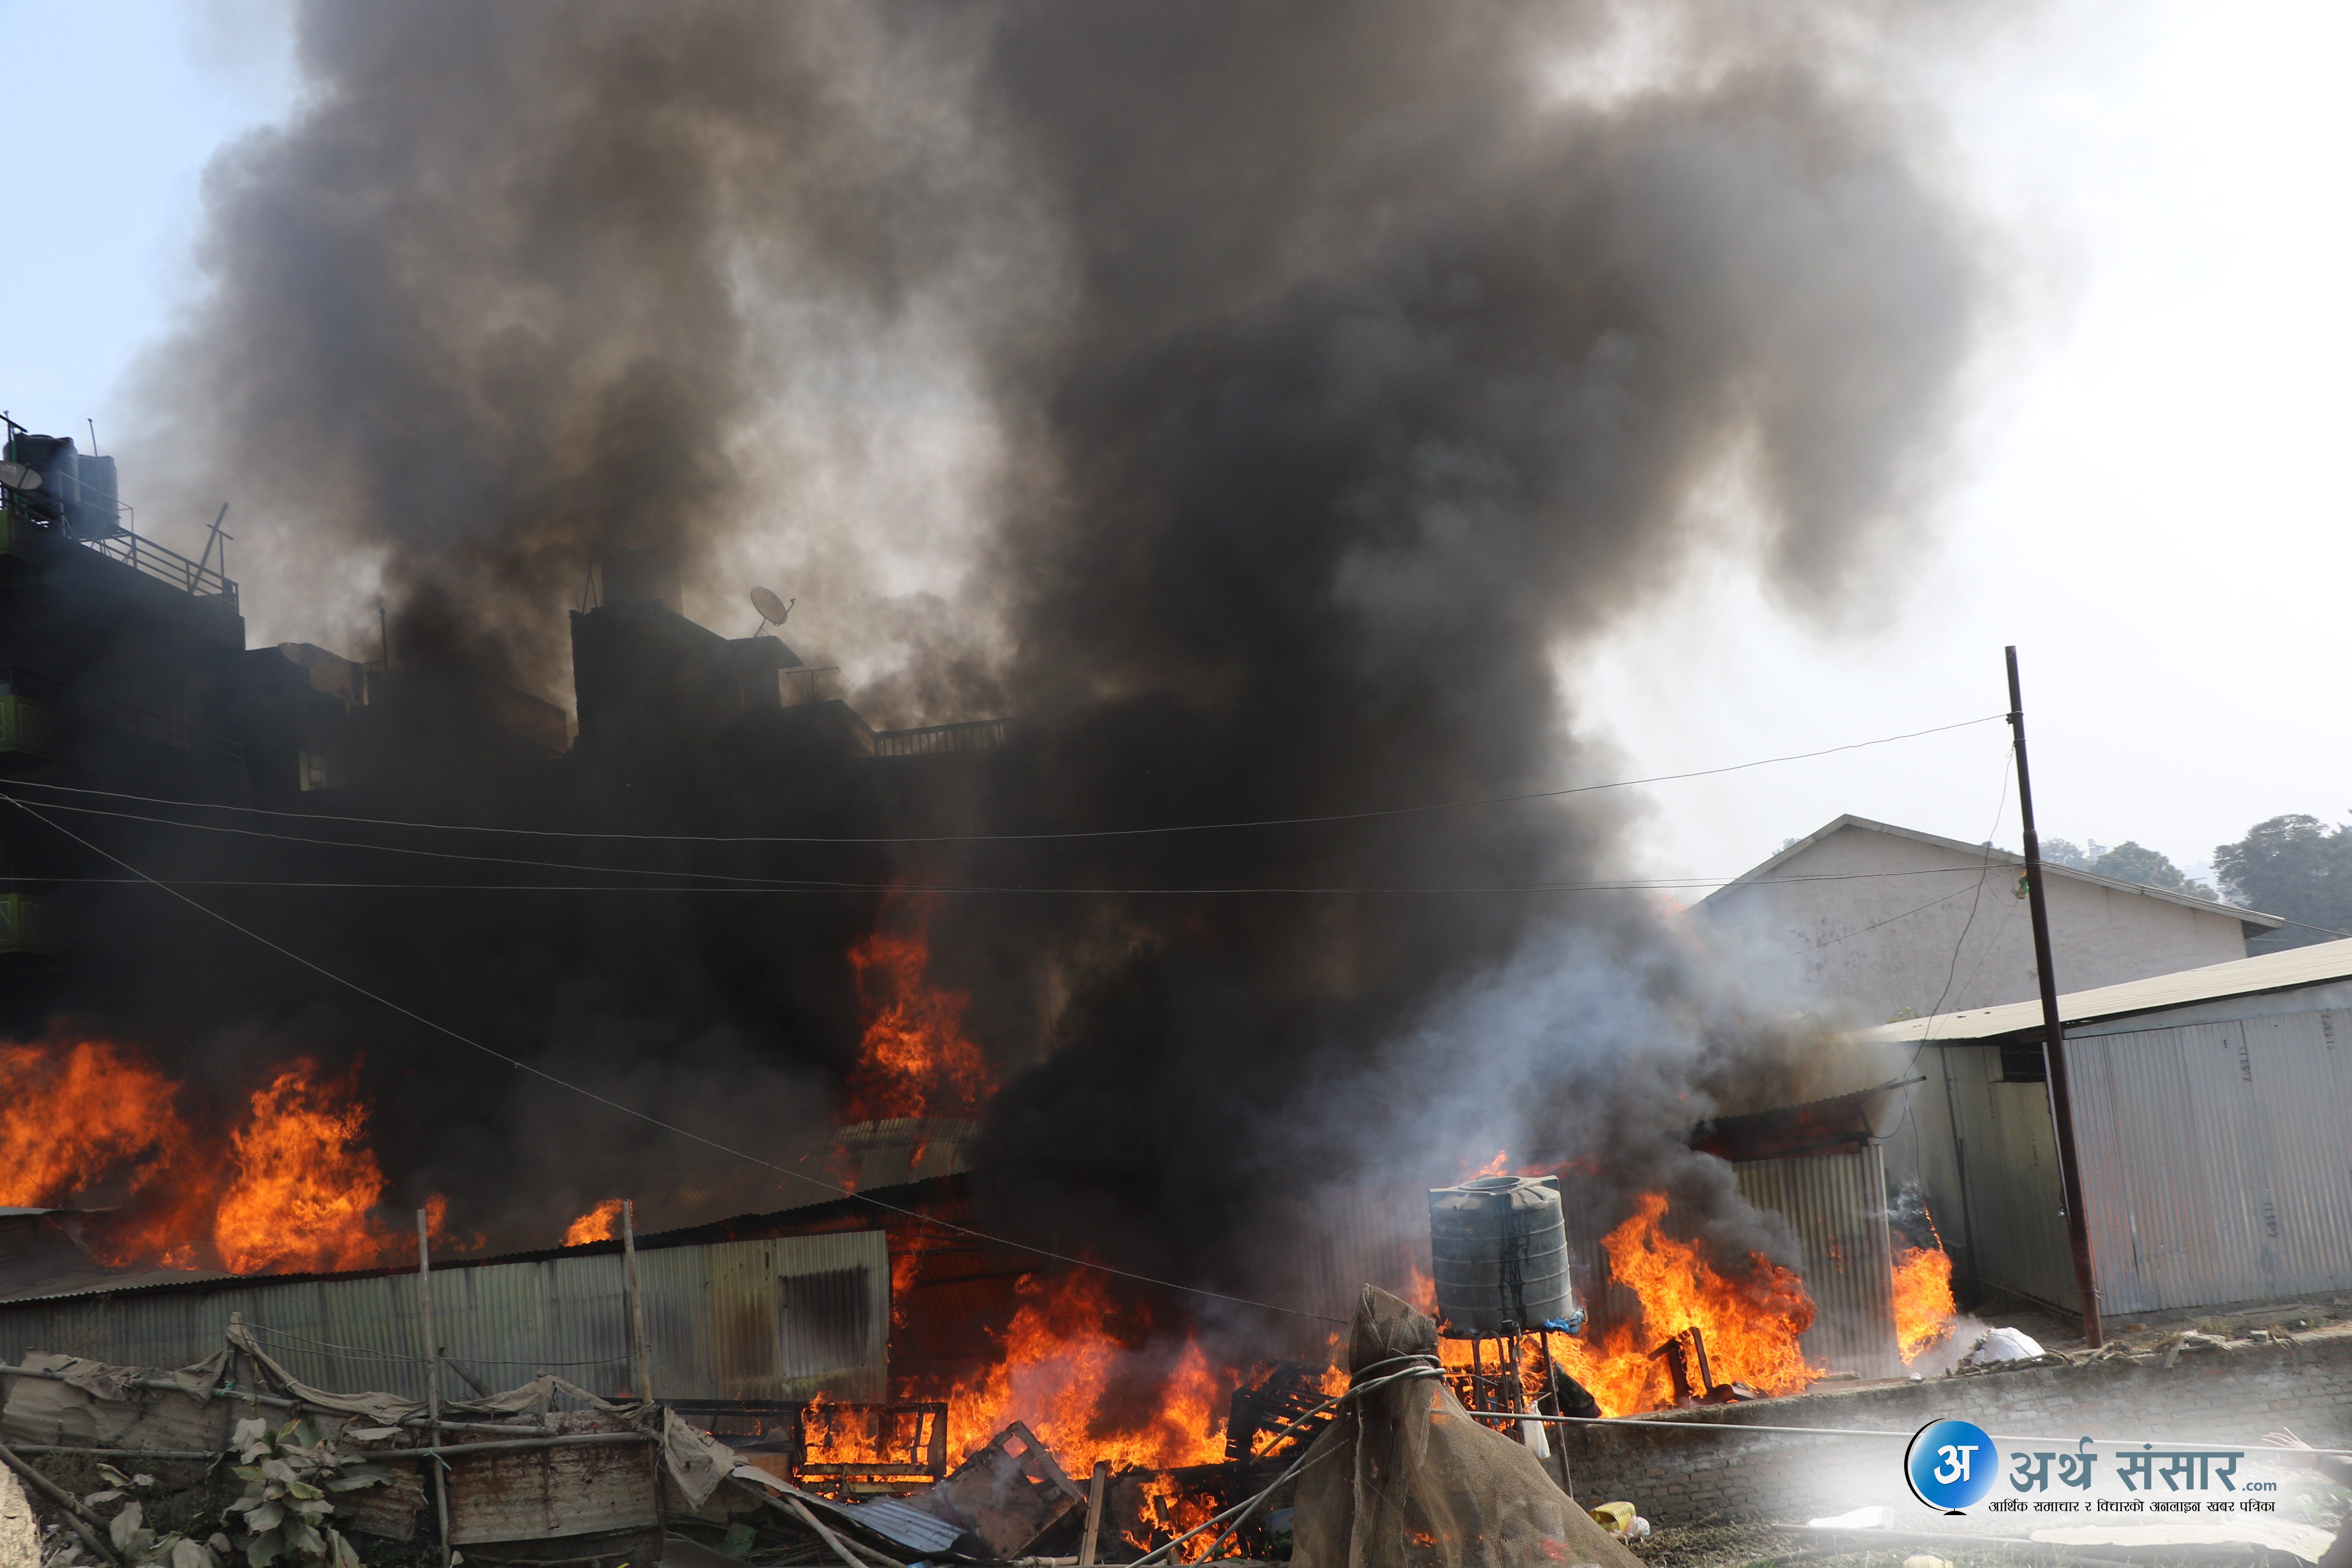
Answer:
[{"xmin": 130, "ymin": 1, "xmax": 1987, "ymax": 1332}]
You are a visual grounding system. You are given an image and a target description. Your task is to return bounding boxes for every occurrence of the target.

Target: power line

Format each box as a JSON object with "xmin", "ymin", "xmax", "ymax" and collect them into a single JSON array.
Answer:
[
  {"xmin": 0, "ymin": 712, "xmax": 2008, "ymax": 848},
  {"xmin": 0, "ymin": 791, "xmax": 1346, "ymax": 1327},
  {"xmin": 0, "ymin": 861, "xmax": 2095, "ymax": 898}
]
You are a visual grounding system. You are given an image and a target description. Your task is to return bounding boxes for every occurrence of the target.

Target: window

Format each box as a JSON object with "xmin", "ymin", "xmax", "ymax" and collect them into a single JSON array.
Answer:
[{"xmin": 1999, "ymin": 1040, "xmax": 2049, "ymax": 1082}]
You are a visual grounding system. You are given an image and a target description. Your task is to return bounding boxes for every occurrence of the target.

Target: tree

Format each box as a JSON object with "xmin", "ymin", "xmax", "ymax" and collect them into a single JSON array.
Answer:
[
  {"xmin": 2041, "ymin": 838, "xmax": 2091, "ymax": 870},
  {"xmin": 2088, "ymin": 841, "xmax": 2215, "ymax": 899},
  {"xmin": 2214, "ymin": 815, "xmax": 2352, "ymax": 952}
]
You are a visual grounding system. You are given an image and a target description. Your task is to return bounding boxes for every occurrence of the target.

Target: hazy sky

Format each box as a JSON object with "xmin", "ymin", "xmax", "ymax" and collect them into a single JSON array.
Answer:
[{"xmin": 5, "ymin": 1, "xmax": 2343, "ymax": 898}]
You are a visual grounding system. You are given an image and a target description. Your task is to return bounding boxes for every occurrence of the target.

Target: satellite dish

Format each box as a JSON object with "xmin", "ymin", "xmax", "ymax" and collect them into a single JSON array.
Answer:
[
  {"xmin": 0, "ymin": 462, "xmax": 40, "ymax": 492},
  {"xmin": 749, "ymin": 586, "xmax": 791, "ymax": 626}
]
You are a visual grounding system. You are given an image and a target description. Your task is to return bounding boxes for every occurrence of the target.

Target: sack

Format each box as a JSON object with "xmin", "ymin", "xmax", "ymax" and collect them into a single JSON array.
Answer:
[{"xmin": 1290, "ymin": 1287, "xmax": 1643, "ymax": 1568}]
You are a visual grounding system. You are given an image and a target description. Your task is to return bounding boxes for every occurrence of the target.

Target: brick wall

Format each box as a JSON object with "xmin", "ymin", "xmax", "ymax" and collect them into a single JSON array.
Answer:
[{"xmin": 1558, "ymin": 1326, "xmax": 2352, "ymax": 1525}]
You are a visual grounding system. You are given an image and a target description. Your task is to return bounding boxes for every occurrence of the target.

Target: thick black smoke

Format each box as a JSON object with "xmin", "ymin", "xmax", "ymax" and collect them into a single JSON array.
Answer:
[
  {"xmin": 109, "ymin": 0, "xmax": 1987, "ymax": 1324},
  {"xmin": 955, "ymin": 3, "xmax": 1980, "ymax": 1305}
]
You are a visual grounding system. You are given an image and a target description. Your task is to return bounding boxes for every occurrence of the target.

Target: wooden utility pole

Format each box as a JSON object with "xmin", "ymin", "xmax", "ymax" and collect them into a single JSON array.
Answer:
[
  {"xmin": 416, "ymin": 1210, "xmax": 453, "ymax": 1567},
  {"xmin": 1079, "ymin": 1460, "xmax": 1109, "ymax": 1567},
  {"xmin": 622, "ymin": 1200, "xmax": 655, "ymax": 1403},
  {"xmin": 2005, "ymin": 646, "xmax": 2104, "ymax": 1348}
]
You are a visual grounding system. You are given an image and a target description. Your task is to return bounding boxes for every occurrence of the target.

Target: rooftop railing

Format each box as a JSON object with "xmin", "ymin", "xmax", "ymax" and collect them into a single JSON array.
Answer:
[
  {"xmin": 871, "ymin": 717, "xmax": 1011, "ymax": 757},
  {"xmin": 79, "ymin": 527, "xmax": 239, "ymax": 613}
]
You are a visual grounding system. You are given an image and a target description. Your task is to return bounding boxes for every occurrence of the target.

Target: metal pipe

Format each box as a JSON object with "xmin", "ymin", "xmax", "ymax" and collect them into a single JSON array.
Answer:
[
  {"xmin": 0, "ymin": 1366, "xmax": 552, "ymax": 1432},
  {"xmin": 3, "ymin": 1433, "xmax": 652, "ymax": 1461}
]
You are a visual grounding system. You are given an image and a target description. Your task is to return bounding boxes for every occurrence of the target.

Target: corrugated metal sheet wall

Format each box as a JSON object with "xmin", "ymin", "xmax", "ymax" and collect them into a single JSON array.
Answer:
[
  {"xmin": 0, "ymin": 1231, "xmax": 887, "ymax": 1403},
  {"xmin": 1924, "ymin": 1045, "xmax": 2079, "ymax": 1311},
  {"xmin": 2069, "ymin": 1008, "xmax": 2352, "ymax": 1315},
  {"xmin": 1259, "ymin": 1187, "xmax": 1428, "ymax": 1361},
  {"xmin": 1734, "ymin": 1145, "xmax": 1900, "ymax": 1377}
]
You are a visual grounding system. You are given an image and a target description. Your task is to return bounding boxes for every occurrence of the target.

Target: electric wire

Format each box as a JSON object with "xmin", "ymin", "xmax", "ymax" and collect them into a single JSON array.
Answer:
[
  {"xmin": 0, "ymin": 712, "xmax": 2008, "ymax": 847},
  {"xmin": 0, "ymin": 791, "xmax": 1348, "ymax": 1327},
  {"xmin": 0, "ymin": 864, "xmax": 2135, "ymax": 896}
]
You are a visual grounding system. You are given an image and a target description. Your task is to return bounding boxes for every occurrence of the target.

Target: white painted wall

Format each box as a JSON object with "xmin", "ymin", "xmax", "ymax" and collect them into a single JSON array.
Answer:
[{"xmin": 1704, "ymin": 822, "xmax": 2255, "ymax": 1026}]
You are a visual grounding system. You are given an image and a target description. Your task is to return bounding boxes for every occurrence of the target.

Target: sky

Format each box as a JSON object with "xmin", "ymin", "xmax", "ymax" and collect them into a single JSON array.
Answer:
[{"xmin": 3, "ymin": 0, "xmax": 2344, "ymax": 901}]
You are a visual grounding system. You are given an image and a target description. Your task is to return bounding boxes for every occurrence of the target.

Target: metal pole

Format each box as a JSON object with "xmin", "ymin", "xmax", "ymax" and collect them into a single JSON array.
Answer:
[
  {"xmin": 416, "ymin": 1210, "xmax": 453, "ymax": 1568},
  {"xmin": 1537, "ymin": 1332, "xmax": 1574, "ymax": 1498},
  {"xmin": 2004, "ymin": 646, "xmax": 2104, "ymax": 1348},
  {"xmin": 622, "ymin": 1200, "xmax": 654, "ymax": 1403}
]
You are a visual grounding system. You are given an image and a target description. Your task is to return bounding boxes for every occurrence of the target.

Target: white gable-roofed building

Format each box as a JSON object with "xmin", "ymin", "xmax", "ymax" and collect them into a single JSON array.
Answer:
[{"xmin": 1698, "ymin": 815, "xmax": 2282, "ymax": 1026}]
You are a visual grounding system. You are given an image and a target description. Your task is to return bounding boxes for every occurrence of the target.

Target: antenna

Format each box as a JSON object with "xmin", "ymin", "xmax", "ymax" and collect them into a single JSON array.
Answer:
[
  {"xmin": 86, "ymin": 419, "xmax": 98, "ymax": 455},
  {"xmin": 196, "ymin": 504, "xmax": 234, "ymax": 578},
  {"xmin": 748, "ymin": 585, "xmax": 793, "ymax": 637}
]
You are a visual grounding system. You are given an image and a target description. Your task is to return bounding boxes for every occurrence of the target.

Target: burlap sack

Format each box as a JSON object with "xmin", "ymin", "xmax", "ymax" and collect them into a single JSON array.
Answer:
[{"xmin": 1291, "ymin": 1287, "xmax": 1642, "ymax": 1568}]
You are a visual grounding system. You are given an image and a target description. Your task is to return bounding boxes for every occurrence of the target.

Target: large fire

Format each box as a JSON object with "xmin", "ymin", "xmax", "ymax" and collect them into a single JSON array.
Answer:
[
  {"xmin": 925, "ymin": 1268, "xmax": 1232, "ymax": 1471},
  {"xmin": 1421, "ymin": 1191, "xmax": 1819, "ymax": 1418},
  {"xmin": 0, "ymin": 1035, "xmax": 446, "ymax": 1274},
  {"xmin": 839, "ymin": 893, "xmax": 997, "ymax": 1125}
]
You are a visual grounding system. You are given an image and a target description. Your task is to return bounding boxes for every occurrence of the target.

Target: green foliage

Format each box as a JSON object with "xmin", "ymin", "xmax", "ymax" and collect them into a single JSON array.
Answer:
[
  {"xmin": 47, "ymin": 1422, "xmax": 392, "ymax": 1568},
  {"xmin": 2088, "ymin": 840, "xmax": 2215, "ymax": 899},
  {"xmin": 46, "ymin": 1464, "xmax": 223, "ymax": 1568},
  {"xmin": 2214, "ymin": 814, "xmax": 2352, "ymax": 951},
  {"xmin": 2040, "ymin": 837, "xmax": 2091, "ymax": 870},
  {"xmin": 224, "ymin": 1417, "xmax": 392, "ymax": 1568}
]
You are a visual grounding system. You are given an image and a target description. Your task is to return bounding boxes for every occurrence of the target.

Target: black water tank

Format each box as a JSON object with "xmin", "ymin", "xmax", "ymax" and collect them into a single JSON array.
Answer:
[{"xmin": 1426, "ymin": 1175, "xmax": 1574, "ymax": 1338}]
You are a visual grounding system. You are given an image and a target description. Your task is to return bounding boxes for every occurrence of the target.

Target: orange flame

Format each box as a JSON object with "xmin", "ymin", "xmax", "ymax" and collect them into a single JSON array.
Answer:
[
  {"xmin": 800, "ymin": 1390, "xmax": 937, "ymax": 1467},
  {"xmin": 564, "ymin": 1199, "xmax": 625, "ymax": 1246},
  {"xmin": 1421, "ymin": 1194, "xmax": 1818, "ymax": 1417},
  {"xmin": 0, "ymin": 1037, "xmax": 444, "ymax": 1276},
  {"xmin": 215, "ymin": 1060, "xmax": 411, "ymax": 1274},
  {"xmin": 1550, "ymin": 1194, "xmax": 1816, "ymax": 1413},
  {"xmin": 840, "ymin": 893, "xmax": 996, "ymax": 1124},
  {"xmin": 1893, "ymin": 1243, "xmax": 1957, "ymax": 1363},
  {"xmin": 0, "ymin": 1038, "xmax": 214, "ymax": 1265},
  {"xmin": 919, "ymin": 1269, "xmax": 1233, "ymax": 1473},
  {"xmin": 1136, "ymin": 1475, "xmax": 1225, "ymax": 1562},
  {"xmin": 0, "ymin": 1038, "xmax": 188, "ymax": 1204},
  {"xmin": 891, "ymin": 1247, "xmax": 923, "ymax": 1329}
]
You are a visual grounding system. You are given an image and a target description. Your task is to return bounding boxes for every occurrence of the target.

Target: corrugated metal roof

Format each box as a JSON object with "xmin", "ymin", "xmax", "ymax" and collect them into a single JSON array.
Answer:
[
  {"xmin": 1856, "ymin": 937, "xmax": 2352, "ymax": 1047},
  {"xmin": 1700, "ymin": 815, "xmax": 2284, "ymax": 930},
  {"xmin": 0, "ymin": 1231, "xmax": 888, "ymax": 1405},
  {"xmin": 0, "ymin": 1173, "xmax": 970, "ymax": 1308},
  {"xmin": 830, "ymin": 1494, "xmax": 965, "ymax": 1553}
]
